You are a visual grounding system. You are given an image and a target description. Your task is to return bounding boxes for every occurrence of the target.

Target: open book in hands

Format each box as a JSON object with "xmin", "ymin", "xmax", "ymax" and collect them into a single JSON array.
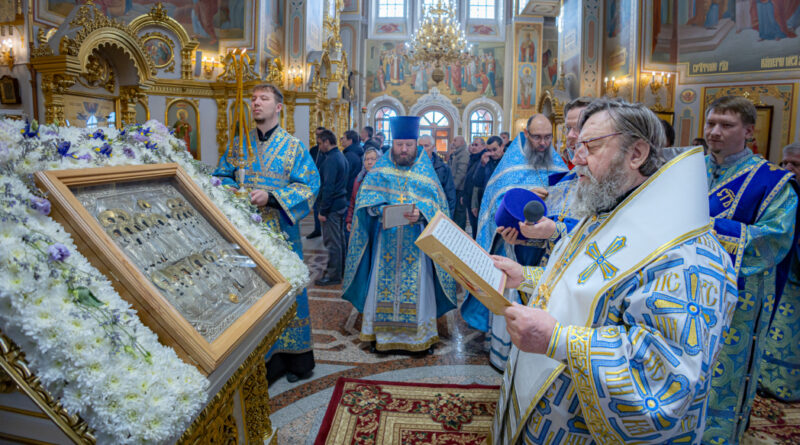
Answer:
[{"xmin": 415, "ymin": 211, "xmax": 510, "ymax": 315}]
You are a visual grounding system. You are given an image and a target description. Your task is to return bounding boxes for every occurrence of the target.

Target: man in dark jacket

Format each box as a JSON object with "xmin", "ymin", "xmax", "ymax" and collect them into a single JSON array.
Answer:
[
  {"xmin": 315, "ymin": 129, "xmax": 349, "ymax": 286},
  {"xmin": 341, "ymin": 130, "xmax": 364, "ymax": 203},
  {"xmin": 463, "ymin": 137, "xmax": 486, "ymax": 237},
  {"xmin": 420, "ymin": 134, "xmax": 456, "ymax": 216},
  {"xmin": 376, "ymin": 131, "xmax": 391, "ymax": 153},
  {"xmin": 448, "ymin": 135, "xmax": 469, "ymax": 229},
  {"xmin": 307, "ymin": 126, "xmax": 326, "ymax": 239},
  {"xmin": 472, "ymin": 135, "xmax": 504, "ymax": 215}
]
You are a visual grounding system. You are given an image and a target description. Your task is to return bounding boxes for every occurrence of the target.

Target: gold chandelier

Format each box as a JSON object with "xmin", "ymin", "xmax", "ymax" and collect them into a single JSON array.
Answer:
[{"xmin": 405, "ymin": 0, "xmax": 472, "ymax": 83}]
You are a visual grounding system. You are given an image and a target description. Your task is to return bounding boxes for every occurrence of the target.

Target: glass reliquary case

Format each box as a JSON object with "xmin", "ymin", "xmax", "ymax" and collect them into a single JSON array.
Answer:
[{"xmin": 35, "ymin": 164, "xmax": 292, "ymax": 375}]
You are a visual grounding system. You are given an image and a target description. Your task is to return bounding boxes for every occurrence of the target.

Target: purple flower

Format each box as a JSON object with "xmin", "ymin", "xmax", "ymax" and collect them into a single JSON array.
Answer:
[
  {"xmin": 91, "ymin": 129, "xmax": 106, "ymax": 140},
  {"xmin": 122, "ymin": 146, "xmax": 135, "ymax": 158},
  {"xmin": 251, "ymin": 213, "xmax": 262, "ymax": 223},
  {"xmin": 95, "ymin": 143, "xmax": 112, "ymax": 157},
  {"xmin": 21, "ymin": 121, "xmax": 38, "ymax": 138},
  {"xmin": 77, "ymin": 154, "xmax": 92, "ymax": 161},
  {"xmin": 131, "ymin": 132, "xmax": 148, "ymax": 143},
  {"xmin": 210, "ymin": 177, "xmax": 222, "ymax": 187},
  {"xmin": 56, "ymin": 141, "xmax": 74, "ymax": 157},
  {"xmin": 30, "ymin": 197, "xmax": 51, "ymax": 215},
  {"xmin": 145, "ymin": 141, "xmax": 157, "ymax": 151},
  {"xmin": 47, "ymin": 243, "xmax": 70, "ymax": 262}
]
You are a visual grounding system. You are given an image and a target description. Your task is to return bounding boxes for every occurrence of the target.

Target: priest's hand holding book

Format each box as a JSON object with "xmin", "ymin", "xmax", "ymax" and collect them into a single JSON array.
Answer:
[{"xmin": 491, "ymin": 254, "xmax": 557, "ymax": 355}]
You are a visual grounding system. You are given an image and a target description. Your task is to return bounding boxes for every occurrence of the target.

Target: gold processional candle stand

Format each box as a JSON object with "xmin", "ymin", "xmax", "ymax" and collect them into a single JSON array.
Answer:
[{"xmin": 223, "ymin": 48, "xmax": 255, "ymax": 194}]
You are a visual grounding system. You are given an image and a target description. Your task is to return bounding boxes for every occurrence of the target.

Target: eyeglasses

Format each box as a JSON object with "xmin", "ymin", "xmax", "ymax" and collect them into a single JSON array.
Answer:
[{"xmin": 566, "ymin": 132, "xmax": 623, "ymax": 160}]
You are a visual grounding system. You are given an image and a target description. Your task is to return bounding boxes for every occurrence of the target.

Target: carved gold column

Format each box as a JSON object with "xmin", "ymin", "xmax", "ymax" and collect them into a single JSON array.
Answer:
[
  {"xmin": 216, "ymin": 97, "xmax": 228, "ymax": 158},
  {"xmin": 308, "ymin": 103, "xmax": 318, "ymax": 145},
  {"xmin": 242, "ymin": 359, "xmax": 273, "ymax": 443},
  {"xmin": 41, "ymin": 74, "xmax": 76, "ymax": 125},
  {"xmin": 284, "ymin": 93, "xmax": 296, "ymax": 135},
  {"xmin": 119, "ymin": 86, "xmax": 142, "ymax": 125},
  {"xmin": 181, "ymin": 48, "xmax": 193, "ymax": 80}
]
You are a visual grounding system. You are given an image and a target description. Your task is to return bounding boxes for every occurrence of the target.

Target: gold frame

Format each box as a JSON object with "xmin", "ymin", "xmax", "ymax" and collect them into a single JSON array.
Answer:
[
  {"xmin": 136, "ymin": 98, "xmax": 150, "ymax": 121},
  {"xmin": 141, "ymin": 32, "xmax": 175, "ymax": 71},
  {"xmin": 165, "ymin": 98, "xmax": 201, "ymax": 160},
  {"xmin": 34, "ymin": 164, "xmax": 293, "ymax": 375},
  {"xmin": 0, "ymin": 75, "xmax": 20, "ymax": 105},
  {"xmin": 512, "ymin": 22, "xmax": 543, "ymax": 123},
  {"xmin": 62, "ymin": 90, "xmax": 121, "ymax": 129},
  {"xmin": 654, "ymin": 111, "xmax": 674, "ymax": 125}
]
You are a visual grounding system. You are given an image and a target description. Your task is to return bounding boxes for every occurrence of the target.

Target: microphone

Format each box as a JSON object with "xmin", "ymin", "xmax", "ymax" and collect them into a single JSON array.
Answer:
[{"xmin": 523, "ymin": 200, "xmax": 545, "ymax": 224}]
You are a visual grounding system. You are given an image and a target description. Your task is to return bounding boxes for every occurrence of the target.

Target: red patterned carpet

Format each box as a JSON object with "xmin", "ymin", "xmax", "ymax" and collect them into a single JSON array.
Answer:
[
  {"xmin": 314, "ymin": 378, "xmax": 499, "ymax": 445},
  {"xmin": 743, "ymin": 395, "xmax": 800, "ymax": 444}
]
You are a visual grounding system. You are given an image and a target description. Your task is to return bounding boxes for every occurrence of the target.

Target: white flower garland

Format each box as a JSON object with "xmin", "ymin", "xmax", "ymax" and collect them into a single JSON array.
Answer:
[{"xmin": 0, "ymin": 118, "xmax": 310, "ymax": 444}]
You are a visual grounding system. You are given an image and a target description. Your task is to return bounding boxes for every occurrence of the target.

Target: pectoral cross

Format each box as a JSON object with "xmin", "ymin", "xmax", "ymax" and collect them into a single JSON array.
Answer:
[{"xmin": 578, "ymin": 236, "xmax": 627, "ymax": 284}]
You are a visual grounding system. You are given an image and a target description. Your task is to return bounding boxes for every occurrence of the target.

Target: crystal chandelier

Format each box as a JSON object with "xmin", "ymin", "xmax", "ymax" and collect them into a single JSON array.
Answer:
[{"xmin": 405, "ymin": 0, "xmax": 472, "ymax": 84}]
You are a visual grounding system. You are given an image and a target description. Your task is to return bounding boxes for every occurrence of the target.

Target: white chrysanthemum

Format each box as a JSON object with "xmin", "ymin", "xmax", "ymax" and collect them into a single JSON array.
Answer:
[{"xmin": 0, "ymin": 118, "xmax": 315, "ymax": 443}]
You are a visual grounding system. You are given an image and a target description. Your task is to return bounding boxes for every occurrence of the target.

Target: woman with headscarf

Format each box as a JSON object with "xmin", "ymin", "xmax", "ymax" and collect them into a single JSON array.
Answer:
[{"xmin": 346, "ymin": 147, "xmax": 381, "ymax": 232}]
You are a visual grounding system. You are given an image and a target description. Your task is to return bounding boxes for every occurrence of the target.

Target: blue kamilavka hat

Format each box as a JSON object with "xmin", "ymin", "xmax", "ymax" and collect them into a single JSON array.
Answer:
[{"xmin": 389, "ymin": 116, "xmax": 421, "ymax": 140}]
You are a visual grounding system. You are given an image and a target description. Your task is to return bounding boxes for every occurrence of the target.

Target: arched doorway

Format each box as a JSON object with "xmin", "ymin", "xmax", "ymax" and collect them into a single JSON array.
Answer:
[{"xmin": 419, "ymin": 109, "xmax": 452, "ymax": 154}]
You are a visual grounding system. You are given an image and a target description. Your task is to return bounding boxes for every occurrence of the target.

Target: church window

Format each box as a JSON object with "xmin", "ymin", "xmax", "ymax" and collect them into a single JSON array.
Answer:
[
  {"xmin": 469, "ymin": 0, "xmax": 495, "ymax": 19},
  {"xmin": 375, "ymin": 106, "xmax": 398, "ymax": 143},
  {"xmin": 469, "ymin": 108, "xmax": 493, "ymax": 141},
  {"xmin": 420, "ymin": 110, "xmax": 451, "ymax": 153},
  {"xmin": 377, "ymin": 0, "xmax": 405, "ymax": 18}
]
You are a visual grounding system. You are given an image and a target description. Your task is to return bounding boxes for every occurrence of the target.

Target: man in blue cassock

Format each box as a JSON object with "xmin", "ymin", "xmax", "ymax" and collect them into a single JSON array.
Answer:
[
  {"xmin": 213, "ymin": 83, "xmax": 320, "ymax": 383},
  {"xmin": 702, "ymin": 95, "xmax": 799, "ymax": 444},
  {"xmin": 759, "ymin": 143, "xmax": 800, "ymax": 403},
  {"xmin": 342, "ymin": 116, "xmax": 457, "ymax": 353},
  {"xmin": 460, "ymin": 113, "xmax": 567, "ymax": 370}
]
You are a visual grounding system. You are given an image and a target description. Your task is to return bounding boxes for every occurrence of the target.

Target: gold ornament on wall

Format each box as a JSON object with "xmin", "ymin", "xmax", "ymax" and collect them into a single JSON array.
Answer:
[
  {"xmin": 141, "ymin": 32, "xmax": 175, "ymax": 73},
  {"xmin": 78, "ymin": 53, "xmax": 115, "ymax": 93}
]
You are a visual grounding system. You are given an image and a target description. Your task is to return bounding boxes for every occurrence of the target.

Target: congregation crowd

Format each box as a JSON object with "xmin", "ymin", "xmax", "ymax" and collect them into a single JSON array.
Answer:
[{"xmin": 214, "ymin": 83, "xmax": 800, "ymax": 444}]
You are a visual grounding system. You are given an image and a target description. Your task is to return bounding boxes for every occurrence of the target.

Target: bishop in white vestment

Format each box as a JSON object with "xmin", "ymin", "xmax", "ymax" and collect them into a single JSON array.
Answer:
[{"xmin": 490, "ymin": 100, "xmax": 737, "ymax": 444}]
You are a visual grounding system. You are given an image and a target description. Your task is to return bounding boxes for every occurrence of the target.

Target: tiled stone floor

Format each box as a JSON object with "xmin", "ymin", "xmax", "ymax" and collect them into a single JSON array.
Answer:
[{"xmin": 270, "ymin": 216, "xmax": 500, "ymax": 444}]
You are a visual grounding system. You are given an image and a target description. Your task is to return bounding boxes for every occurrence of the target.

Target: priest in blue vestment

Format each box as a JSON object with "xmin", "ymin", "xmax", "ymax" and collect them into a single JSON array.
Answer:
[
  {"xmin": 760, "ymin": 143, "xmax": 800, "ymax": 402},
  {"xmin": 342, "ymin": 116, "xmax": 457, "ymax": 353},
  {"xmin": 213, "ymin": 84, "xmax": 320, "ymax": 383},
  {"xmin": 489, "ymin": 99, "xmax": 737, "ymax": 445},
  {"xmin": 701, "ymin": 96, "xmax": 799, "ymax": 444},
  {"xmin": 461, "ymin": 113, "xmax": 567, "ymax": 370}
]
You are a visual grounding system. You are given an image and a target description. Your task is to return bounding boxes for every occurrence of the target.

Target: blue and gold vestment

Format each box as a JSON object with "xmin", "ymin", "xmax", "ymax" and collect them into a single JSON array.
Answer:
[
  {"xmin": 342, "ymin": 146, "xmax": 457, "ymax": 351},
  {"xmin": 490, "ymin": 149, "xmax": 738, "ymax": 445},
  {"xmin": 460, "ymin": 132, "xmax": 566, "ymax": 368},
  {"xmin": 703, "ymin": 150, "xmax": 798, "ymax": 444},
  {"xmin": 213, "ymin": 126, "xmax": 320, "ymax": 362},
  {"xmin": 760, "ymin": 243, "xmax": 800, "ymax": 402}
]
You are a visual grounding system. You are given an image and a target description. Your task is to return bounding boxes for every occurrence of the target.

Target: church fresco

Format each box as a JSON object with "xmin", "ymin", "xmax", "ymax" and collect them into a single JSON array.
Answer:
[
  {"xmin": 559, "ymin": 0, "xmax": 582, "ymax": 99},
  {"xmin": 603, "ymin": 0, "xmax": 635, "ymax": 79},
  {"xmin": 643, "ymin": 0, "xmax": 800, "ymax": 81},
  {"xmin": 40, "ymin": 0, "xmax": 250, "ymax": 52},
  {"xmin": 364, "ymin": 40, "xmax": 504, "ymax": 113}
]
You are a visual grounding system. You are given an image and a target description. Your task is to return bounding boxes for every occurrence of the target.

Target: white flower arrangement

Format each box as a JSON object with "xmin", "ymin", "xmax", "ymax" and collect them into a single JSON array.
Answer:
[{"xmin": 0, "ymin": 118, "xmax": 310, "ymax": 444}]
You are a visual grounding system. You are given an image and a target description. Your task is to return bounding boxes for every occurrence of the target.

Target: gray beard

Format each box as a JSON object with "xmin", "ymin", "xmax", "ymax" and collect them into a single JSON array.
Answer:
[
  {"xmin": 570, "ymin": 152, "xmax": 631, "ymax": 219},
  {"xmin": 525, "ymin": 139, "xmax": 553, "ymax": 169}
]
